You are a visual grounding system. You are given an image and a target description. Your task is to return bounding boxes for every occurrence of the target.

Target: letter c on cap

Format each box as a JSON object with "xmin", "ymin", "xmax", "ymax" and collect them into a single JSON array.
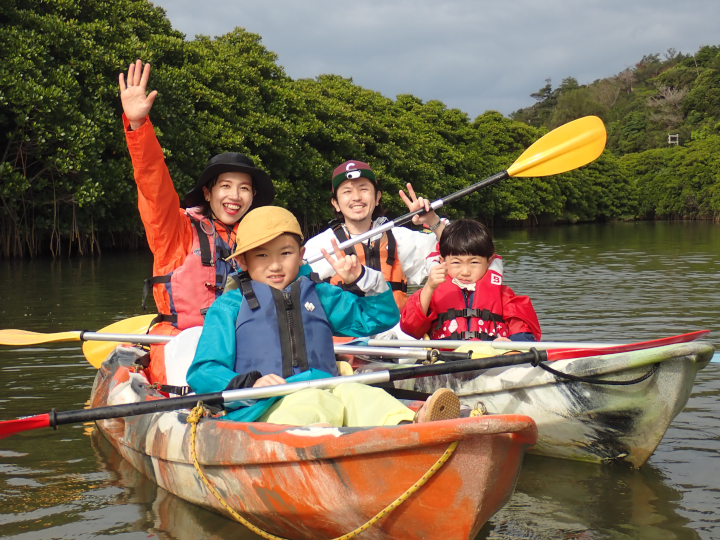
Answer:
[{"xmin": 345, "ymin": 162, "xmax": 356, "ymax": 171}]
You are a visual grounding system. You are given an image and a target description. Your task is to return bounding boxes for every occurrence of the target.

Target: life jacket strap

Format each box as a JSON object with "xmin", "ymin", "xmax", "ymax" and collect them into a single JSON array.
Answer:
[
  {"xmin": 390, "ymin": 281, "xmax": 408, "ymax": 292},
  {"xmin": 385, "ymin": 229, "xmax": 397, "ymax": 266},
  {"xmin": 435, "ymin": 308, "xmax": 504, "ymax": 325},
  {"xmin": 189, "ymin": 218, "xmax": 213, "ymax": 267},
  {"xmin": 148, "ymin": 313, "xmax": 178, "ymax": 328},
  {"xmin": 332, "ymin": 224, "xmax": 358, "ymax": 257},
  {"xmin": 142, "ymin": 275, "xmax": 171, "ymax": 311},
  {"xmin": 233, "ymin": 272, "xmax": 260, "ymax": 310}
]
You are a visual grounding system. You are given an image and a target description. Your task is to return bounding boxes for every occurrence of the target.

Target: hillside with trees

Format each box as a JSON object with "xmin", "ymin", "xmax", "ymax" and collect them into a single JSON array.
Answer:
[
  {"xmin": 1, "ymin": 0, "xmax": 711, "ymax": 259},
  {"xmin": 511, "ymin": 46, "xmax": 720, "ymax": 221}
]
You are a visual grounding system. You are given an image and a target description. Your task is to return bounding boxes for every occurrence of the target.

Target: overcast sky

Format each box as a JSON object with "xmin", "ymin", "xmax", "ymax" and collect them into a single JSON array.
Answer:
[{"xmin": 149, "ymin": 0, "xmax": 720, "ymax": 119}]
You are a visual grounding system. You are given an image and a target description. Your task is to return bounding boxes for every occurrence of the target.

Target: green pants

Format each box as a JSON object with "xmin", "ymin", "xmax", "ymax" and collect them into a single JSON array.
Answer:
[{"xmin": 258, "ymin": 383, "xmax": 415, "ymax": 427}]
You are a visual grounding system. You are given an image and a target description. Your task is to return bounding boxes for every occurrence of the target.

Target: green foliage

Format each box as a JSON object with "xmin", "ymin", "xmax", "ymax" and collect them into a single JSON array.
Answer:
[
  {"xmin": 0, "ymin": 0, "xmax": 655, "ymax": 258},
  {"xmin": 0, "ymin": 0, "xmax": 184, "ymax": 256},
  {"xmin": 512, "ymin": 45, "xmax": 720, "ymax": 221},
  {"xmin": 621, "ymin": 136, "xmax": 720, "ymax": 220}
]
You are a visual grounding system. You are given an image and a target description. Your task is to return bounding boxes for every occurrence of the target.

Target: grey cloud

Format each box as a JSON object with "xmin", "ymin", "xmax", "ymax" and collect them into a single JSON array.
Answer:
[{"xmin": 150, "ymin": 0, "xmax": 720, "ymax": 117}]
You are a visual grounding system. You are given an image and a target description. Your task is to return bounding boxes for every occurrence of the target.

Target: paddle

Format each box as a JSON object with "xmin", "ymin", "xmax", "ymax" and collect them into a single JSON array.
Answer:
[
  {"xmin": 306, "ymin": 115, "xmax": 606, "ymax": 264},
  {"xmin": 3, "ymin": 328, "xmax": 702, "ymax": 439},
  {"xmin": 364, "ymin": 331, "xmax": 709, "ymax": 353},
  {"xmin": 0, "ymin": 324, "xmax": 471, "ymax": 367},
  {"xmin": 0, "ymin": 348, "xmax": 549, "ymax": 439},
  {"xmin": 0, "ymin": 314, "xmax": 158, "ymax": 346}
]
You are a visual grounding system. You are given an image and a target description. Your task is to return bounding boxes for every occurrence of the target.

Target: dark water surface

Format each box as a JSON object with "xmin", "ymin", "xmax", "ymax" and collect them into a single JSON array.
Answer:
[{"xmin": 0, "ymin": 221, "xmax": 718, "ymax": 539}]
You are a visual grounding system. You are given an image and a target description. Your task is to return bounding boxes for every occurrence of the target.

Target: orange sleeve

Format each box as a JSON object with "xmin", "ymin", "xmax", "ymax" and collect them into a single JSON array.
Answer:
[{"xmin": 123, "ymin": 114, "xmax": 192, "ymax": 276}]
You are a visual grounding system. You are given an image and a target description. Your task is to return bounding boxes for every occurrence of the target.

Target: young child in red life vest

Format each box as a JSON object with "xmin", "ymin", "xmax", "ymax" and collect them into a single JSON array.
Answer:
[{"xmin": 400, "ymin": 219, "xmax": 541, "ymax": 342}]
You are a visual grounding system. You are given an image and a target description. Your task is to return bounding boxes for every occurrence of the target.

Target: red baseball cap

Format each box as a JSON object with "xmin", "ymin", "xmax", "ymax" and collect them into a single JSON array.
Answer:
[{"xmin": 332, "ymin": 160, "xmax": 377, "ymax": 192}]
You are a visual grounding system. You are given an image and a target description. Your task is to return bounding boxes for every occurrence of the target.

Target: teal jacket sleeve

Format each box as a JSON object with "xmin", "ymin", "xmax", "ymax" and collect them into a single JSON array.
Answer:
[
  {"xmin": 315, "ymin": 282, "xmax": 400, "ymax": 337},
  {"xmin": 186, "ymin": 290, "xmax": 243, "ymax": 394}
]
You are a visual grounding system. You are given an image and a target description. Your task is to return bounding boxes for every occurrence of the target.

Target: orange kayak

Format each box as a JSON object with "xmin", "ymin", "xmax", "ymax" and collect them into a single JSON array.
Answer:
[{"xmin": 92, "ymin": 346, "xmax": 537, "ymax": 540}]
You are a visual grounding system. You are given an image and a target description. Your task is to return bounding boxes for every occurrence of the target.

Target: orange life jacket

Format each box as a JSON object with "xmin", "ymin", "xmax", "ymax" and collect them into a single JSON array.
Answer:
[
  {"xmin": 142, "ymin": 207, "xmax": 237, "ymax": 330},
  {"xmin": 330, "ymin": 224, "xmax": 408, "ymax": 309}
]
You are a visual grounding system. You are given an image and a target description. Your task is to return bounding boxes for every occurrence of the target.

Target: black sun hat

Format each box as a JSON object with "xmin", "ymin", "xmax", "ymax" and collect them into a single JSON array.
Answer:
[{"xmin": 183, "ymin": 153, "xmax": 275, "ymax": 209}]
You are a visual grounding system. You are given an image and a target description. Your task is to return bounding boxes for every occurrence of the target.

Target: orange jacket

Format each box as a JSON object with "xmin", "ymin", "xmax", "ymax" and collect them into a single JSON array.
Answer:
[
  {"xmin": 124, "ymin": 115, "xmax": 237, "ymax": 386},
  {"xmin": 123, "ymin": 115, "xmax": 236, "ymax": 320}
]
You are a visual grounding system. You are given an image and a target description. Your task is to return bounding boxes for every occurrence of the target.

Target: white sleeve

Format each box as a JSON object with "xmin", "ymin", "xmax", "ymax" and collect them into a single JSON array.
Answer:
[
  {"xmin": 390, "ymin": 227, "xmax": 441, "ymax": 286},
  {"xmin": 303, "ymin": 228, "xmax": 339, "ymax": 280},
  {"xmin": 353, "ymin": 265, "xmax": 389, "ymax": 296},
  {"xmin": 303, "ymin": 228, "xmax": 389, "ymax": 296}
]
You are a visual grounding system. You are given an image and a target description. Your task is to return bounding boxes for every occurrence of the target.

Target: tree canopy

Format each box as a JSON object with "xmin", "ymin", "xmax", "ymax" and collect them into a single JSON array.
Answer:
[
  {"xmin": 0, "ymin": 0, "xmax": 667, "ymax": 258},
  {"xmin": 511, "ymin": 45, "xmax": 720, "ymax": 222}
]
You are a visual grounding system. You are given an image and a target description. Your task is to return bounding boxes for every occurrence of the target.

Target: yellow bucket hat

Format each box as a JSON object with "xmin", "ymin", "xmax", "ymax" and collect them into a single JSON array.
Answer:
[{"xmin": 229, "ymin": 206, "xmax": 303, "ymax": 258}]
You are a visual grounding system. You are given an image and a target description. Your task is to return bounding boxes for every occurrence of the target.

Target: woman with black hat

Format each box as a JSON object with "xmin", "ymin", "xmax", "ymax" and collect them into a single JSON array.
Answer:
[{"xmin": 119, "ymin": 60, "xmax": 275, "ymax": 386}]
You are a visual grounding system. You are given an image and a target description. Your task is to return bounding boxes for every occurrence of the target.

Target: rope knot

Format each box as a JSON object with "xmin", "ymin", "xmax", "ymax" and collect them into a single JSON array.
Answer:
[
  {"xmin": 529, "ymin": 347, "xmax": 542, "ymax": 367},
  {"xmin": 187, "ymin": 402, "xmax": 206, "ymax": 425}
]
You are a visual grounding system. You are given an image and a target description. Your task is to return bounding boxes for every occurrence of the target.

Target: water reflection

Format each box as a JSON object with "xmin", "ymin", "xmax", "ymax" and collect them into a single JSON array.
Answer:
[
  {"xmin": 91, "ymin": 431, "xmax": 260, "ymax": 540},
  {"xmin": 476, "ymin": 456, "xmax": 700, "ymax": 540}
]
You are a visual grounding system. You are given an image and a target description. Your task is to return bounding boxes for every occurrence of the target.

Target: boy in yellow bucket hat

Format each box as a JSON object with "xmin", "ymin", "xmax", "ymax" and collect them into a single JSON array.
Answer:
[{"xmin": 186, "ymin": 206, "xmax": 459, "ymax": 426}]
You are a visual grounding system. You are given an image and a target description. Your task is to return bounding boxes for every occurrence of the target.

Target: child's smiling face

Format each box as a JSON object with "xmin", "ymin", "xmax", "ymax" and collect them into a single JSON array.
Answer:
[
  {"xmin": 443, "ymin": 254, "xmax": 492, "ymax": 284},
  {"xmin": 236, "ymin": 234, "xmax": 305, "ymax": 290}
]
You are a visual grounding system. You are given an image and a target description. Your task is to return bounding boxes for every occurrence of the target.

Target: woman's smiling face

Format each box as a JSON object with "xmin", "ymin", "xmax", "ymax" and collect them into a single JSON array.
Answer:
[{"xmin": 203, "ymin": 172, "xmax": 255, "ymax": 225}]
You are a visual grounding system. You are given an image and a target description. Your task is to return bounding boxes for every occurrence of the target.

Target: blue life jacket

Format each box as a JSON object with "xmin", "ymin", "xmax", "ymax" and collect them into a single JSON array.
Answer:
[{"xmin": 233, "ymin": 274, "xmax": 339, "ymax": 378}]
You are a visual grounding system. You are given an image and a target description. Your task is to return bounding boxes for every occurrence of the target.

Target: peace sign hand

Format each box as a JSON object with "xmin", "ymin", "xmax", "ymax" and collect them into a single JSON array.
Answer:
[
  {"xmin": 119, "ymin": 60, "xmax": 158, "ymax": 130},
  {"xmin": 398, "ymin": 183, "xmax": 439, "ymax": 226},
  {"xmin": 320, "ymin": 239, "xmax": 363, "ymax": 284}
]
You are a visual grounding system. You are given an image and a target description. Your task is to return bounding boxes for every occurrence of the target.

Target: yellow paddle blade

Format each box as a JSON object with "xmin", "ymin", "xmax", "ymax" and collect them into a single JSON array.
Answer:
[
  {"xmin": 0, "ymin": 329, "xmax": 82, "ymax": 346},
  {"xmin": 82, "ymin": 314, "xmax": 158, "ymax": 368},
  {"xmin": 453, "ymin": 342, "xmax": 498, "ymax": 359},
  {"xmin": 507, "ymin": 116, "xmax": 606, "ymax": 178}
]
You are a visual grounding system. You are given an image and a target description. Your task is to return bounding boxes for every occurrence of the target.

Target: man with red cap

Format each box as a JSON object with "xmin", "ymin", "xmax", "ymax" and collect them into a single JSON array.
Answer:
[{"xmin": 303, "ymin": 160, "xmax": 446, "ymax": 318}]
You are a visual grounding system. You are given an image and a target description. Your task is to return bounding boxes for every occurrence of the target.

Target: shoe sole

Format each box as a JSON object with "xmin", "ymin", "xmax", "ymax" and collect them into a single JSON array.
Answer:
[{"xmin": 425, "ymin": 388, "xmax": 460, "ymax": 422}]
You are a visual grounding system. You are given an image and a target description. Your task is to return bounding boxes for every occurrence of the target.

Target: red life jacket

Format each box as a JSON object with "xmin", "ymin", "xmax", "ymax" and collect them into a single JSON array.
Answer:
[
  {"xmin": 430, "ymin": 258, "xmax": 510, "ymax": 340},
  {"xmin": 330, "ymin": 223, "xmax": 408, "ymax": 308},
  {"xmin": 142, "ymin": 208, "xmax": 236, "ymax": 330}
]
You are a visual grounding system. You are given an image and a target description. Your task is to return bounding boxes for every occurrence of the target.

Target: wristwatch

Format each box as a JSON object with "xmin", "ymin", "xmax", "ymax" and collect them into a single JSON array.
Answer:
[{"xmin": 428, "ymin": 219, "xmax": 443, "ymax": 231}]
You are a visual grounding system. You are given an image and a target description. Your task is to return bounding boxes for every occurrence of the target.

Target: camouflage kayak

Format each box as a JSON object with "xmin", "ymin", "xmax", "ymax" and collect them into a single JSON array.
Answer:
[
  {"xmin": 91, "ymin": 346, "xmax": 538, "ymax": 540},
  {"xmin": 365, "ymin": 341, "xmax": 714, "ymax": 468}
]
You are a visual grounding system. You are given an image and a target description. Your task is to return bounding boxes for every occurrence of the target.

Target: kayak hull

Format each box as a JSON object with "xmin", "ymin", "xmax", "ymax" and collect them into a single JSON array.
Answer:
[
  {"xmin": 91, "ymin": 347, "xmax": 538, "ymax": 540},
  {"xmin": 373, "ymin": 342, "xmax": 714, "ymax": 468}
]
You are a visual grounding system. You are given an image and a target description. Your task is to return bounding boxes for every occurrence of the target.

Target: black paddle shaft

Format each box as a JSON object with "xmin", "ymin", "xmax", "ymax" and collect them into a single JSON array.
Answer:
[
  {"xmin": 49, "ymin": 392, "xmax": 225, "ymax": 428},
  {"xmin": 47, "ymin": 349, "xmax": 542, "ymax": 428},
  {"xmin": 388, "ymin": 349, "xmax": 548, "ymax": 381},
  {"xmin": 393, "ymin": 170, "xmax": 510, "ymax": 227}
]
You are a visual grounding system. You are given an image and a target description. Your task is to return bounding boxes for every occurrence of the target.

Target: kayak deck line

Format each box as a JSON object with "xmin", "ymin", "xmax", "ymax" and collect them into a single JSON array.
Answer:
[{"xmin": 187, "ymin": 400, "xmax": 460, "ymax": 540}]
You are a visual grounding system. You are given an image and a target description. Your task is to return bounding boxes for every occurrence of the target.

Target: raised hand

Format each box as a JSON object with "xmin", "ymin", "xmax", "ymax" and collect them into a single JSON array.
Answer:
[
  {"xmin": 320, "ymin": 239, "xmax": 362, "ymax": 284},
  {"xmin": 398, "ymin": 183, "xmax": 440, "ymax": 227},
  {"xmin": 425, "ymin": 261, "xmax": 447, "ymax": 292},
  {"xmin": 420, "ymin": 261, "xmax": 447, "ymax": 313},
  {"xmin": 119, "ymin": 60, "xmax": 158, "ymax": 129}
]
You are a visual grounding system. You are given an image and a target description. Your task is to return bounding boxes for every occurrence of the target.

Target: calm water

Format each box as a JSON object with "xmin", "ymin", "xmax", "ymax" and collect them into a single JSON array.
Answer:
[{"xmin": 0, "ymin": 221, "xmax": 718, "ymax": 540}]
